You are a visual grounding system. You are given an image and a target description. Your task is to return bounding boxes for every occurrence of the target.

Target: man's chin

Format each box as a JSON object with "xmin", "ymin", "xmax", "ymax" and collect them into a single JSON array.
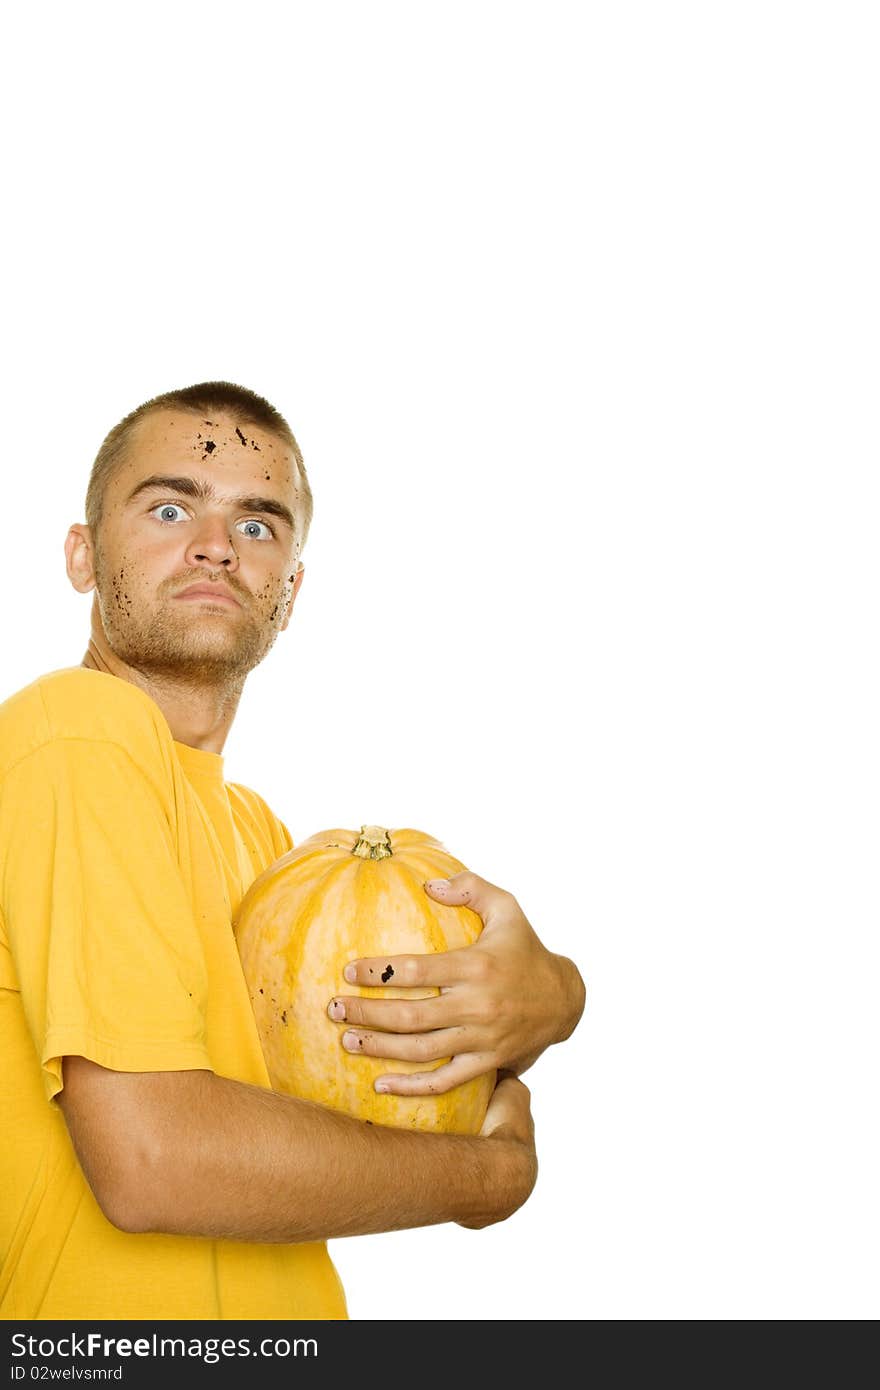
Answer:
[{"xmin": 114, "ymin": 637, "xmax": 270, "ymax": 683}]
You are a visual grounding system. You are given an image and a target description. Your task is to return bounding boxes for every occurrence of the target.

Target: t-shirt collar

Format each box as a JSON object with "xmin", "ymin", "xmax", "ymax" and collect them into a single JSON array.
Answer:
[{"xmin": 173, "ymin": 739, "xmax": 226, "ymax": 789}]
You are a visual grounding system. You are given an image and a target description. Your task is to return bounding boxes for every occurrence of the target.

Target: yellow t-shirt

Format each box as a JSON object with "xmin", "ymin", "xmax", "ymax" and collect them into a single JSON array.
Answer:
[{"xmin": 0, "ymin": 667, "xmax": 348, "ymax": 1321}]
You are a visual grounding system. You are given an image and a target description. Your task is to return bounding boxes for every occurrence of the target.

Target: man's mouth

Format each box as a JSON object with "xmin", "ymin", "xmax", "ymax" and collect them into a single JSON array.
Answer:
[{"xmin": 174, "ymin": 583, "xmax": 241, "ymax": 608}]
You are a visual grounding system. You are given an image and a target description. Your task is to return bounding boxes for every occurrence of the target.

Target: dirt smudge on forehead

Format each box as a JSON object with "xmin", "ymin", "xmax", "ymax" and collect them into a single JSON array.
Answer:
[
  {"xmin": 183, "ymin": 417, "xmax": 275, "ymax": 463},
  {"xmin": 125, "ymin": 411, "xmax": 295, "ymax": 476}
]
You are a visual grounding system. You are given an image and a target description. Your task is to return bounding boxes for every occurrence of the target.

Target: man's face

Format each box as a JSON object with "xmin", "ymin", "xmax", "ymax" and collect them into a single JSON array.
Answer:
[{"xmin": 79, "ymin": 409, "xmax": 306, "ymax": 685}]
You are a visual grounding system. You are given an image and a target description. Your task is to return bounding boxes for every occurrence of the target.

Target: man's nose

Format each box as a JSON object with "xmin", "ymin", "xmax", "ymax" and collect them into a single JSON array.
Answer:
[{"xmin": 185, "ymin": 515, "xmax": 239, "ymax": 567}]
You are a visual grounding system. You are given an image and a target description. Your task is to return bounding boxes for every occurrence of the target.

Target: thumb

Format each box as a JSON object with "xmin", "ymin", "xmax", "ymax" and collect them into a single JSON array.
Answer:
[{"xmin": 423, "ymin": 870, "xmax": 505, "ymax": 919}]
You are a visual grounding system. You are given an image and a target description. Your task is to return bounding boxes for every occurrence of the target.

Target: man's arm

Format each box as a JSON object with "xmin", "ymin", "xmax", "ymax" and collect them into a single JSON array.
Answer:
[{"xmin": 58, "ymin": 1056, "xmax": 536, "ymax": 1242}]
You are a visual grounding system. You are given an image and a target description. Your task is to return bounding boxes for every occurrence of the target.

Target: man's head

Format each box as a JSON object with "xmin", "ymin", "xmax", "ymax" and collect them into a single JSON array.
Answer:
[{"xmin": 66, "ymin": 381, "xmax": 312, "ymax": 688}]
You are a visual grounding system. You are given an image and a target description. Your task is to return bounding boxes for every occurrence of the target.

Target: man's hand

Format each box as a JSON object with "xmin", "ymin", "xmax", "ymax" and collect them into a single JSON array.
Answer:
[
  {"xmin": 326, "ymin": 871, "xmax": 586, "ymax": 1096},
  {"xmin": 458, "ymin": 1070, "xmax": 537, "ymax": 1229}
]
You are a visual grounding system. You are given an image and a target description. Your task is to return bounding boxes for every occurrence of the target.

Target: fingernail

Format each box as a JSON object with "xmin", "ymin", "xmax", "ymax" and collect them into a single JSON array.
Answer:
[
  {"xmin": 328, "ymin": 1000, "xmax": 346, "ymax": 1021},
  {"xmin": 343, "ymin": 963, "xmax": 357, "ymax": 983},
  {"xmin": 342, "ymin": 1030, "xmax": 360, "ymax": 1051},
  {"xmin": 374, "ymin": 1080, "xmax": 390, "ymax": 1093},
  {"xmin": 424, "ymin": 878, "xmax": 449, "ymax": 891}
]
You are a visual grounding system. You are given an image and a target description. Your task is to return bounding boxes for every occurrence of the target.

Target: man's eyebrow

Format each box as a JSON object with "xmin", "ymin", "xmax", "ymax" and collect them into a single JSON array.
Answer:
[{"xmin": 124, "ymin": 475, "xmax": 296, "ymax": 531}]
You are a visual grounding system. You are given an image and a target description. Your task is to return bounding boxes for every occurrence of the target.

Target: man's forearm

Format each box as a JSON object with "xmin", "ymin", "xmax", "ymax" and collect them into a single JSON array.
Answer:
[
  {"xmin": 145, "ymin": 1072, "xmax": 519, "ymax": 1241},
  {"xmin": 62, "ymin": 1062, "xmax": 530, "ymax": 1242}
]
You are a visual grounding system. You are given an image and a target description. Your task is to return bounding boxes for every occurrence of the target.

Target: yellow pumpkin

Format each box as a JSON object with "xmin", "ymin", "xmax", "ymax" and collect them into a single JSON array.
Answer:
[{"xmin": 232, "ymin": 824, "xmax": 495, "ymax": 1133}]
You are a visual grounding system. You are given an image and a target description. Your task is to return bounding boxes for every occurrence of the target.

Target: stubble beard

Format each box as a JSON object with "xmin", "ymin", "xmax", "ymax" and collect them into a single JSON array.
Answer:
[{"xmin": 94, "ymin": 554, "xmax": 280, "ymax": 689}]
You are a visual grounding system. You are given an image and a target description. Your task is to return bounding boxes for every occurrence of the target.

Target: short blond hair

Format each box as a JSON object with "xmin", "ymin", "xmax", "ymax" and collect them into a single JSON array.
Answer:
[{"xmin": 85, "ymin": 380, "xmax": 313, "ymax": 548}]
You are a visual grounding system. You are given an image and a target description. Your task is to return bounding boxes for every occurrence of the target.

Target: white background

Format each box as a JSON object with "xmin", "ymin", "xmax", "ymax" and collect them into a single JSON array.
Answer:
[{"xmin": 2, "ymin": 2, "xmax": 878, "ymax": 1320}]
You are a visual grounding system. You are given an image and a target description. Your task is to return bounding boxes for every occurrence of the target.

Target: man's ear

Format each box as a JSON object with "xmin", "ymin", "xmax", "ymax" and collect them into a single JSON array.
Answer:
[
  {"xmin": 65, "ymin": 525, "xmax": 97, "ymax": 594},
  {"xmin": 280, "ymin": 563, "xmax": 305, "ymax": 632}
]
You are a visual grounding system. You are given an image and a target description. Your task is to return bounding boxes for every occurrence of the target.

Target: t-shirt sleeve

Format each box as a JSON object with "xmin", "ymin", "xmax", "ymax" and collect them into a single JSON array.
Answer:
[
  {"xmin": 227, "ymin": 782, "xmax": 294, "ymax": 865},
  {"xmin": 267, "ymin": 806, "xmax": 294, "ymax": 858},
  {"xmin": 0, "ymin": 737, "xmax": 212, "ymax": 1103},
  {"xmin": 275, "ymin": 815, "xmax": 294, "ymax": 856}
]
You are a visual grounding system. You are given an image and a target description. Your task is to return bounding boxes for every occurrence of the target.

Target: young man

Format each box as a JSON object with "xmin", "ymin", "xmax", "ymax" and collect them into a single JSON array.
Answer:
[{"xmin": 0, "ymin": 381, "xmax": 585, "ymax": 1320}]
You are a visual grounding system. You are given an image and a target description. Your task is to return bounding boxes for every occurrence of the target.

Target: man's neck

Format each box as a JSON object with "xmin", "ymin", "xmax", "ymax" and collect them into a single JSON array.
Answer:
[{"xmin": 81, "ymin": 641, "xmax": 243, "ymax": 754}]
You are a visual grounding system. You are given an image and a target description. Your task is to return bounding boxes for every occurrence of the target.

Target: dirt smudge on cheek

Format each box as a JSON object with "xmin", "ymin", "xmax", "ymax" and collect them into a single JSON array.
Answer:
[
  {"xmin": 253, "ymin": 573, "xmax": 293, "ymax": 628},
  {"xmin": 110, "ymin": 562, "xmax": 134, "ymax": 617}
]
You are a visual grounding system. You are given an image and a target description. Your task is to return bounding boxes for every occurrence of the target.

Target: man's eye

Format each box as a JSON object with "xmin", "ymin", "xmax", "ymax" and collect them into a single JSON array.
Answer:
[
  {"xmin": 237, "ymin": 519, "xmax": 274, "ymax": 540},
  {"xmin": 151, "ymin": 503, "xmax": 187, "ymax": 523}
]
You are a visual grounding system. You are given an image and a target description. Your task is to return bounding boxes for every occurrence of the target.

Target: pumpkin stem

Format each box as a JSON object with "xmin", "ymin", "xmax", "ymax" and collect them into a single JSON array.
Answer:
[{"xmin": 352, "ymin": 825, "xmax": 393, "ymax": 860}]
